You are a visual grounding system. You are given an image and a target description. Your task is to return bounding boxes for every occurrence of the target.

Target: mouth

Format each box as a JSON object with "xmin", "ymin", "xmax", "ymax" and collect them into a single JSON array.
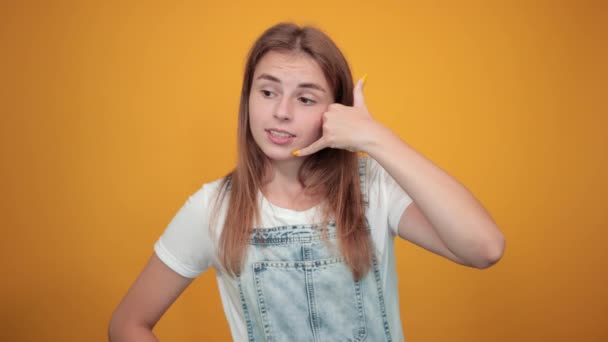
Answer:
[
  {"xmin": 265, "ymin": 128, "xmax": 296, "ymax": 138},
  {"xmin": 265, "ymin": 129, "xmax": 296, "ymax": 145}
]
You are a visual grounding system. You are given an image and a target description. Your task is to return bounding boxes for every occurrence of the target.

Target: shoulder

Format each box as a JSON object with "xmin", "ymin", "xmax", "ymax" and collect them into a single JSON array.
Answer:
[
  {"xmin": 185, "ymin": 176, "xmax": 230, "ymax": 212},
  {"xmin": 357, "ymin": 155, "xmax": 384, "ymax": 186},
  {"xmin": 194, "ymin": 175, "xmax": 229, "ymax": 198},
  {"xmin": 358, "ymin": 155, "xmax": 406, "ymax": 204}
]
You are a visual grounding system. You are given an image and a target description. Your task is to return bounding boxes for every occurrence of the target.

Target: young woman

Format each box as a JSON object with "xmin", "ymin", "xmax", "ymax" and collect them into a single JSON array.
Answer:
[{"xmin": 109, "ymin": 22, "xmax": 505, "ymax": 342}]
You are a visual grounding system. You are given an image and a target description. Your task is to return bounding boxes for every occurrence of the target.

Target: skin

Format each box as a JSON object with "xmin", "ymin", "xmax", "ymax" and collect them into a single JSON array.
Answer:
[
  {"xmin": 108, "ymin": 51, "xmax": 338, "ymax": 341},
  {"xmin": 295, "ymin": 67, "xmax": 505, "ymax": 269},
  {"xmin": 109, "ymin": 45, "xmax": 506, "ymax": 342},
  {"xmin": 250, "ymin": 50, "xmax": 505, "ymax": 268},
  {"xmin": 248, "ymin": 51, "xmax": 334, "ymax": 210}
]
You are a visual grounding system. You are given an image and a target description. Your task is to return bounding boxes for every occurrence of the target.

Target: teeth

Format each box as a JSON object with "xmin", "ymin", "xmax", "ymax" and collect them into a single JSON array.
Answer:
[{"xmin": 269, "ymin": 130, "xmax": 293, "ymax": 137}]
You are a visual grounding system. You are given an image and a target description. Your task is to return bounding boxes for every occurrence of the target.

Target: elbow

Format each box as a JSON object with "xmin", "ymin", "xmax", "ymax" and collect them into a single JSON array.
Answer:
[
  {"xmin": 108, "ymin": 316, "xmax": 117, "ymax": 342},
  {"xmin": 108, "ymin": 311, "xmax": 122, "ymax": 342},
  {"xmin": 108, "ymin": 310, "xmax": 131, "ymax": 342},
  {"xmin": 472, "ymin": 231, "xmax": 506, "ymax": 269},
  {"xmin": 108, "ymin": 310, "xmax": 157, "ymax": 342}
]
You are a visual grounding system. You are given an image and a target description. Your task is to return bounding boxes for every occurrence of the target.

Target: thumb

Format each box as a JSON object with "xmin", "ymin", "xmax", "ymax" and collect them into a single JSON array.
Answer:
[
  {"xmin": 293, "ymin": 136, "xmax": 329, "ymax": 157},
  {"xmin": 353, "ymin": 74, "xmax": 368, "ymax": 108}
]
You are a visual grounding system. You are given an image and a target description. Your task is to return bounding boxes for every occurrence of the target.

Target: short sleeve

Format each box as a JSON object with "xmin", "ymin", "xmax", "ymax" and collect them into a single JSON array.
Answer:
[
  {"xmin": 366, "ymin": 157, "xmax": 414, "ymax": 236},
  {"xmin": 153, "ymin": 184, "xmax": 216, "ymax": 279}
]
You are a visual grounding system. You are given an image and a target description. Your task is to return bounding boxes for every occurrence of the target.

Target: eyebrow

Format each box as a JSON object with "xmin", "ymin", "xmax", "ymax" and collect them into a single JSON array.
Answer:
[{"xmin": 255, "ymin": 73, "xmax": 327, "ymax": 93}]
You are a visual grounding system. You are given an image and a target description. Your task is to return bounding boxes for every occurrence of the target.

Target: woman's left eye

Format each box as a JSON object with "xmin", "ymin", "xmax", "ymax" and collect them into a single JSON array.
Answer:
[{"xmin": 299, "ymin": 97, "xmax": 316, "ymax": 105}]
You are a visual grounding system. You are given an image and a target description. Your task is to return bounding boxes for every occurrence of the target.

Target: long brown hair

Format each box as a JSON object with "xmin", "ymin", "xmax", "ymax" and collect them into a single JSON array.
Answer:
[{"xmin": 211, "ymin": 22, "xmax": 373, "ymax": 281}]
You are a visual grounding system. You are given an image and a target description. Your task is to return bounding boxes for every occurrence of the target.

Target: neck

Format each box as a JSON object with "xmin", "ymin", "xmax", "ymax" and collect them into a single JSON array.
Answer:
[
  {"xmin": 261, "ymin": 157, "xmax": 324, "ymax": 211},
  {"xmin": 263, "ymin": 157, "xmax": 304, "ymax": 194}
]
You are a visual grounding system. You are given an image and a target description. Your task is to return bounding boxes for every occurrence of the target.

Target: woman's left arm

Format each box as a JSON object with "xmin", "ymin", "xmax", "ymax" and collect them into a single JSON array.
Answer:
[
  {"xmin": 295, "ymin": 76, "xmax": 505, "ymax": 269},
  {"xmin": 365, "ymin": 124, "xmax": 505, "ymax": 269}
]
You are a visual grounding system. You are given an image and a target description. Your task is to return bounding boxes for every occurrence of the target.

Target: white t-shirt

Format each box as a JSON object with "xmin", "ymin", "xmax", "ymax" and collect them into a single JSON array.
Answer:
[{"xmin": 154, "ymin": 156, "xmax": 414, "ymax": 341}]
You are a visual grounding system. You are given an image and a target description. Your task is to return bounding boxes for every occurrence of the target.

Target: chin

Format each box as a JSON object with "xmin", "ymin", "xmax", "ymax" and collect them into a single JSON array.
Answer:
[
  {"xmin": 252, "ymin": 138, "xmax": 292, "ymax": 160},
  {"xmin": 261, "ymin": 149, "xmax": 295, "ymax": 161}
]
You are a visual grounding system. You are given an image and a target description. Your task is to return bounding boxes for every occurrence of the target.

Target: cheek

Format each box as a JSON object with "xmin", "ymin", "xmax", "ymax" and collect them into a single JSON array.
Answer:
[
  {"xmin": 248, "ymin": 96, "xmax": 270, "ymax": 121},
  {"xmin": 248, "ymin": 97, "xmax": 261, "ymax": 125},
  {"xmin": 302, "ymin": 111, "xmax": 324, "ymax": 138},
  {"xmin": 314, "ymin": 114, "xmax": 324, "ymax": 131}
]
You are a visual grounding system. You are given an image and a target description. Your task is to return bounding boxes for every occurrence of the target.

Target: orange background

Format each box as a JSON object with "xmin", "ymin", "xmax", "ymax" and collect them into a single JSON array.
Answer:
[{"xmin": 1, "ymin": 0, "xmax": 606, "ymax": 341}]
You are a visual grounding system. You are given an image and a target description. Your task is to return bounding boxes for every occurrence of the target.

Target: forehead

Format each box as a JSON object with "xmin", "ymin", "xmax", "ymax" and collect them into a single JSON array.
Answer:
[{"xmin": 254, "ymin": 51, "xmax": 328, "ymax": 87}]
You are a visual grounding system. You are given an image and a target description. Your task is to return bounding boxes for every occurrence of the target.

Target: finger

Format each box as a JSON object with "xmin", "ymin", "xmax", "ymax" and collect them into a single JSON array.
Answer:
[
  {"xmin": 293, "ymin": 136, "xmax": 329, "ymax": 157},
  {"xmin": 353, "ymin": 74, "xmax": 367, "ymax": 108}
]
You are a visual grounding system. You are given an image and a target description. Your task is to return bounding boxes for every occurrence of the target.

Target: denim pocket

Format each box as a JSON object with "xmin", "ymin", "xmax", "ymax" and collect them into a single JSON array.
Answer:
[{"xmin": 253, "ymin": 257, "xmax": 367, "ymax": 342}]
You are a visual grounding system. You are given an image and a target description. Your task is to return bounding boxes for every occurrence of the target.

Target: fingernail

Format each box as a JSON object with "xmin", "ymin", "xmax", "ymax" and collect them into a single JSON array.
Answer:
[
  {"xmin": 361, "ymin": 73, "xmax": 368, "ymax": 85},
  {"xmin": 292, "ymin": 150, "xmax": 300, "ymax": 156}
]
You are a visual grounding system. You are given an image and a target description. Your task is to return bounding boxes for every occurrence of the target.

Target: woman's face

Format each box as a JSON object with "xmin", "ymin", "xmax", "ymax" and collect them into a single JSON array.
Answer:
[{"xmin": 248, "ymin": 51, "xmax": 333, "ymax": 162}]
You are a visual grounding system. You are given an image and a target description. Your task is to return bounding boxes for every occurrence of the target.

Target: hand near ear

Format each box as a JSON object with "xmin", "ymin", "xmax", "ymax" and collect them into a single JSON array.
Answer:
[{"xmin": 294, "ymin": 75, "xmax": 386, "ymax": 157}]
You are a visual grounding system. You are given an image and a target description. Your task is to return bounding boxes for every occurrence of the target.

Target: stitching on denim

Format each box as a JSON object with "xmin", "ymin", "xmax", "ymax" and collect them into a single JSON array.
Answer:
[
  {"xmin": 372, "ymin": 254, "xmax": 393, "ymax": 341},
  {"xmin": 302, "ymin": 246, "xmax": 321, "ymax": 341},
  {"xmin": 237, "ymin": 275, "xmax": 255, "ymax": 342},
  {"xmin": 253, "ymin": 264, "xmax": 273, "ymax": 340}
]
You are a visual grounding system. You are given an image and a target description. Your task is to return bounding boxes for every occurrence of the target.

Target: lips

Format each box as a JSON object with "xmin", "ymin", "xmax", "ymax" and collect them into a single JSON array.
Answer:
[
  {"xmin": 265, "ymin": 128, "xmax": 296, "ymax": 137},
  {"xmin": 265, "ymin": 128, "xmax": 296, "ymax": 145}
]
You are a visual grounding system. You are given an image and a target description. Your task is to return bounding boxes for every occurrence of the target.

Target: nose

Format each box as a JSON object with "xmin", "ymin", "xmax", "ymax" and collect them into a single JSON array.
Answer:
[{"xmin": 273, "ymin": 96, "xmax": 292, "ymax": 121}]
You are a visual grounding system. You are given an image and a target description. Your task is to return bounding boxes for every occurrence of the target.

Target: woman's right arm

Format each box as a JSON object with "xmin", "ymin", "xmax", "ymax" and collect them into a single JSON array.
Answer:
[{"xmin": 108, "ymin": 252, "xmax": 195, "ymax": 341}]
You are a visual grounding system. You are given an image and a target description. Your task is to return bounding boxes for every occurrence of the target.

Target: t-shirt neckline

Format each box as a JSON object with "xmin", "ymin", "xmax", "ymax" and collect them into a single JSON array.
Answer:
[{"xmin": 258, "ymin": 190, "xmax": 320, "ymax": 220}]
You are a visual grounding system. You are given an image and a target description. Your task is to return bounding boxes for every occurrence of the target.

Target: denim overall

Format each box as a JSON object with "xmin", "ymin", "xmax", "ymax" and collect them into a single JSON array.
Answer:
[{"xmin": 236, "ymin": 159, "xmax": 393, "ymax": 342}]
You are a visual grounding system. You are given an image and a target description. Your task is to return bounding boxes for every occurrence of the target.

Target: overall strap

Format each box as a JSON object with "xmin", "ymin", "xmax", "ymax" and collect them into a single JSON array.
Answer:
[{"xmin": 358, "ymin": 156, "xmax": 369, "ymax": 209}]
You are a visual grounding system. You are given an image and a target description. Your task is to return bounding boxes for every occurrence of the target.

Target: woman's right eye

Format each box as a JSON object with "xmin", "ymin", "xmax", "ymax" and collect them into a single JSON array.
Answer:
[{"xmin": 261, "ymin": 90, "xmax": 273, "ymax": 98}]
